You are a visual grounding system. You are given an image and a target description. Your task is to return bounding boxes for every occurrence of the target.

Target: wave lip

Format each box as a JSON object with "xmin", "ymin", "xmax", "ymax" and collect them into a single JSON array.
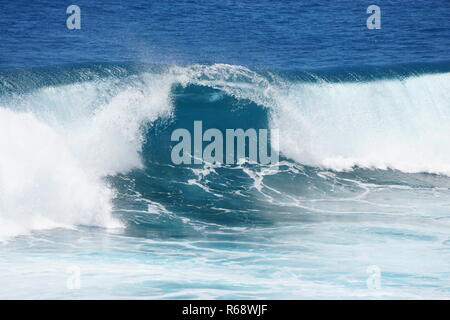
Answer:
[{"xmin": 166, "ymin": 63, "xmax": 450, "ymax": 175}]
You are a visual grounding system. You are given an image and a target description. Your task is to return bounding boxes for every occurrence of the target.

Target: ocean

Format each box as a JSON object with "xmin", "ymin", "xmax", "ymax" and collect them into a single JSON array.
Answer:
[{"xmin": 1, "ymin": 0, "xmax": 450, "ymax": 299}]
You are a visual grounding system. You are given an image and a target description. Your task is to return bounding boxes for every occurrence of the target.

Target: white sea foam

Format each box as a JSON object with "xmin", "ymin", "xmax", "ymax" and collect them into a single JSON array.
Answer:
[
  {"xmin": 272, "ymin": 73, "xmax": 450, "ymax": 174},
  {"xmin": 0, "ymin": 72, "xmax": 175, "ymax": 239},
  {"xmin": 0, "ymin": 108, "xmax": 118, "ymax": 239}
]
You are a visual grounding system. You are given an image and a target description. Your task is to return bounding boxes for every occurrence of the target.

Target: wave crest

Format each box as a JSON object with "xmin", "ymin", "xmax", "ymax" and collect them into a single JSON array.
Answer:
[{"xmin": 1, "ymin": 62, "xmax": 450, "ymax": 238}]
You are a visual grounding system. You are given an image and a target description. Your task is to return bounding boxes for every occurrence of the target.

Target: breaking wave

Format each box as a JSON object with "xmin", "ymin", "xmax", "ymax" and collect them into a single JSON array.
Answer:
[{"xmin": 1, "ymin": 62, "xmax": 450, "ymax": 238}]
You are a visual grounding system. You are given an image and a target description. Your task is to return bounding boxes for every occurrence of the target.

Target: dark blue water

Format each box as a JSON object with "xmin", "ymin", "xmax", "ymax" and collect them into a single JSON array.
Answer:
[
  {"xmin": 1, "ymin": 1, "xmax": 450, "ymax": 299},
  {"xmin": 1, "ymin": 0, "xmax": 449, "ymax": 70}
]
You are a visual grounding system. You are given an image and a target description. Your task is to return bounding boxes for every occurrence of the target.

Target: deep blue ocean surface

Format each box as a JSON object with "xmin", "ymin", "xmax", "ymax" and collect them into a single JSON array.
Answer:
[
  {"xmin": 1, "ymin": 0, "xmax": 450, "ymax": 299},
  {"xmin": 1, "ymin": 0, "xmax": 450, "ymax": 70}
]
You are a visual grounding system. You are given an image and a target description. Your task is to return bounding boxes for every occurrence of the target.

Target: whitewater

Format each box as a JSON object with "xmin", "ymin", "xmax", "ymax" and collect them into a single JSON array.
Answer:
[{"xmin": 1, "ymin": 63, "xmax": 450, "ymax": 299}]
